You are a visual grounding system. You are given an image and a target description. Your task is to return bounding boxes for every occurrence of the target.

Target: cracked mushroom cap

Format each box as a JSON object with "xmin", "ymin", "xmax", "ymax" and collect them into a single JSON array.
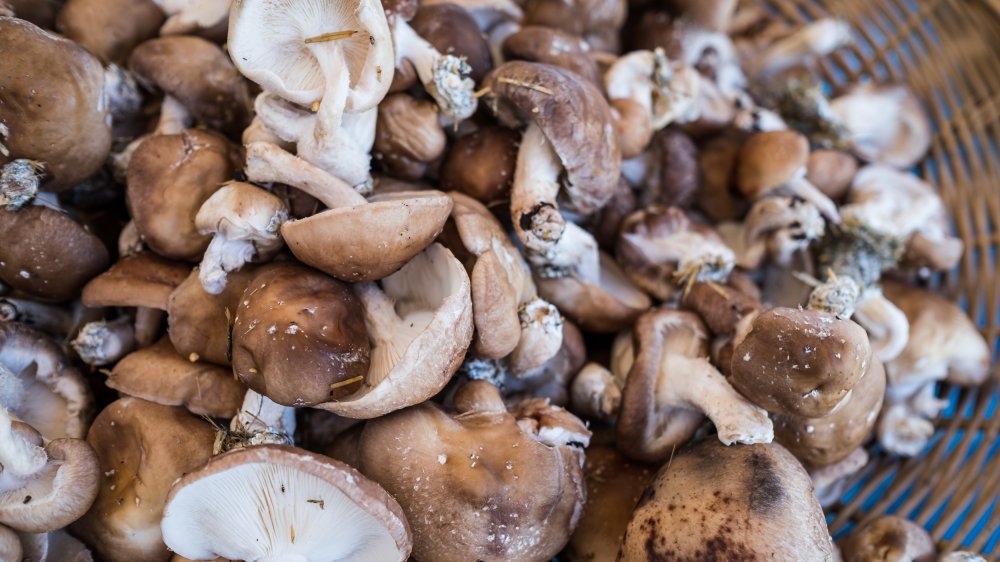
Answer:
[
  {"xmin": 125, "ymin": 130, "xmax": 239, "ymax": 261},
  {"xmin": 231, "ymin": 262, "xmax": 371, "ymax": 407},
  {"xmin": 55, "ymin": 0, "xmax": 165, "ymax": 64},
  {"xmin": 483, "ymin": 61, "xmax": 621, "ymax": 215},
  {"xmin": 619, "ymin": 439, "xmax": 835, "ymax": 561},
  {"xmin": 161, "ymin": 445, "xmax": 412, "ymax": 562},
  {"xmin": 108, "ymin": 337, "xmax": 246, "ymax": 418},
  {"xmin": 730, "ymin": 308, "xmax": 873, "ymax": 418},
  {"xmin": 71, "ymin": 397, "xmax": 215, "ymax": 562},
  {"xmin": 81, "ymin": 252, "xmax": 191, "ymax": 311},
  {"xmin": 0, "ymin": 17, "xmax": 112, "ymax": 193},
  {"xmin": 839, "ymin": 515, "xmax": 936, "ymax": 562},
  {"xmin": 167, "ymin": 266, "xmax": 257, "ymax": 367},
  {"xmin": 0, "ymin": 206, "xmax": 110, "ymax": 302},
  {"xmin": 831, "ymin": 84, "xmax": 931, "ymax": 169},
  {"xmin": 502, "ymin": 26, "xmax": 600, "ymax": 86},
  {"xmin": 357, "ymin": 380, "xmax": 589, "ymax": 562},
  {"xmin": 737, "ymin": 130, "xmax": 810, "ymax": 200},
  {"xmin": 411, "ymin": 3, "xmax": 493, "ymax": 82}
]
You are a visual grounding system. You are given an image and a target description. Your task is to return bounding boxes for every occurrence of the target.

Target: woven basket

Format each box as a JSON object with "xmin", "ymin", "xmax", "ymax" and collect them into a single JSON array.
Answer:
[{"xmin": 765, "ymin": 0, "xmax": 1000, "ymax": 557}]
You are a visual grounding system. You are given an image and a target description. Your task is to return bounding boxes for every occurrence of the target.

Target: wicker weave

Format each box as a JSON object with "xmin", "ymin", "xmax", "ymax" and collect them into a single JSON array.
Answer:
[{"xmin": 765, "ymin": 0, "xmax": 1000, "ymax": 557}]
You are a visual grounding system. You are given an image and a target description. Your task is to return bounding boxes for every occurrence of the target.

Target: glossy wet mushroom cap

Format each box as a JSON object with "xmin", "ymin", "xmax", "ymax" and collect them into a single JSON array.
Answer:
[{"xmin": 56, "ymin": 0, "xmax": 165, "ymax": 63}]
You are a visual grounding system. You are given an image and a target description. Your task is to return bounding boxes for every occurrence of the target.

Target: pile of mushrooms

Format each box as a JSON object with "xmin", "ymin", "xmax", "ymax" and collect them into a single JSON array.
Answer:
[{"xmin": 0, "ymin": 0, "xmax": 995, "ymax": 560}]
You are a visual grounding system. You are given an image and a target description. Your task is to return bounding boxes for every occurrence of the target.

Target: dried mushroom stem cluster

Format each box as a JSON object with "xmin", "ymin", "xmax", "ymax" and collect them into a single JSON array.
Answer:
[{"xmin": 0, "ymin": 0, "xmax": 994, "ymax": 561}]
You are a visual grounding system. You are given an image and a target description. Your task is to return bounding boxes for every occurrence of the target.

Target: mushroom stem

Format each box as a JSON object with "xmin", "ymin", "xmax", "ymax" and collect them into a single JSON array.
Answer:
[
  {"xmin": 511, "ymin": 122, "xmax": 565, "ymax": 252},
  {"xmin": 570, "ymin": 362, "xmax": 622, "ymax": 421},
  {"xmin": 198, "ymin": 234, "xmax": 256, "ymax": 295},
  {"xmin": 217, "ymin": 390, "xmax": 296, "ymax": 454},
  {"xmin": 392, "ymin": 19, "xmax": 477, "ymax": 121},
  {"xmin": 244, "ymin": 142, "xmax": 367, "ymax": 208},
  {"xmin": 0, "ymin": 298, "xmax": 76, "ymax": 336},
  {"xmin": 526, "ymin": 221, "xmax": 602, "ymax": 281},
  {"xmin": 486, "ymin": 20, "xmax": 520, "ymax": 67},
  {"xmin": 117, "ymin": 220, "xmax": 144, "ymax": 257},
  {"xmin": 659, "ymin": 355, "xmax": 774, "ymax": 445},
  {"xmin": 0, "ymin": 159, "xmax": 43, "ymax": 211},
  {"xmin": 853, "ymin": 288, "xmax": 909, "ymax": 362},
  {"xmin": 508, "ymin": 297, "xmax": 563, "ymax": 375},
  {"xmin": 783, "ymin": 174, "xmax": 840, "ymax": 223},
  {"xmin": 133, "ymin": 306, "xmax": 165, "ymax": 348},
  {"xmin": 111, "ymin": 95, "xmax": 192, "ymax": 177},
  {"xmin": 71, "ymin": 318, "xmax": 136, "ymax": 366}
]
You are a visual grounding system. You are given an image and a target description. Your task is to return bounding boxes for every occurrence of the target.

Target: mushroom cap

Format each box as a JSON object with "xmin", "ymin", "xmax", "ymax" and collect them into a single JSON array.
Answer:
[
  {"xmin": 774, "ymin": 356, "xmax": 886, "ymax": 468},
  {"xmin": 730, "ymin": 308, "xmax": 873, "ymax": 418},
  {"xmin": 316, "ymin": 243, "xmax": 474, "ymax": 418},
  {"xmin": 502, "ymin": 26, "xmax": 600, "ymax": 86},
  {"xmin": 126, "ymin": 130, "xmax": 239, "ymax": 261},
  {"xmin": 161, "ymin": 445, "xmax": 412, "ymax": 562},
  {"xmin": 0, "ymin": 206, "xmax": 110, "ymax": 302},
  {"xmin": 737, "ymin": 130, "xmax": 810, "ymax": 199},
  {"xmin": 357, "ymin": 381, "xmax": 588, "ymax": 562},
  {"xmin": 642, "ymin": 127, "xmax": 701, "ymax": 209},
  {"xmin": 680, "ymin": 279, "xmax": 762, "ymax": 337},
  {"xmin": 806, "ymin": 149, "xmax": 857, "ymax": 200},
  {"xmin": 281, "ymin": 190, "xmax": 453, "ymax": 282},
  {"xmin": 71, "ymin": 397, "xmax": 216, "ymax": 562},
  {"xmin": 0, "ymin": 17, "xmax": 112, "ymax": 192},
  {"xmin": 831, "ymin": 83, "xmax": 931, "ymax": 169},
  {"xmin": 412, "ymin": 3, "xmax": 494, "ymax": 82},
  {"xmin": 619, "ymin": 439, "xmax": 835, "ymax": 560},
  {"xmin": 81, "ymin": 252, "xmax": 191, "ymax": 310},
  {"xmin": 839, "ymin": 515, "xmax": 936, "ymax": 562},
  {"xmin": 381, "ymin": 0, "xmax": 419, "ymax": 20},
  {"xmin": 55, "ymin": 0, "xmax": 165, "ymax": 63},
  {"xmin": 483, "ymin": 61, "xmax": 621, "ymax": 214},
  {"xmin": 440, "ymin": 126, "xmax": 519, "ymax": 204},
  {"xmin": 167, "ymin": 266, "xmax": 257, "ymax": 366},
  {"xmin": 231, "ymin": 262, "xmax": 371, "ymax": 407},
  {"xmin": 374, "ymin": 93, "xmax": 447, "ymax": 163},
  {"xmin": 108, "ymin": 337, "xmax": 247, "ymax": 417},
  {"xmin": 523, "ymin": 0, "xmax": 626, "ymax": 52},
  {"xmin": 128, "ymin": 36, "xmax": 252, "ymax": 134},
  {"xmin": 4, "ymin": 0, "xmax": 62, "ymax": 27}
]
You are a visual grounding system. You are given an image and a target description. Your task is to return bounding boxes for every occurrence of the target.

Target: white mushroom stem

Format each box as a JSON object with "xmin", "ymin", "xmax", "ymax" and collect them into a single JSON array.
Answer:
[
  {"xmin": 782, "ymin": 168, "xmax": 840, "ymax": 223},
  {"xmin": 354, "ymin": 282, "xmax": 424, "ymax": 389},
  {"xmin": 750, "ymin": 19, "xmax": 852, "ymax": 78},
  {"xmin": 853, "ymin": 288, "xmax": 910, "ymax": 363},
  {"xmin": 659, "ymin": 355, "xmax": 774, "ymax": 445},
  {"xmin": 0, "ymin": 408, "xmax": 46, "ymax": 493},
  {"xmin": 810, "ymin": 446, "xmax": 868, "ymax": 508},
  {"xmin": 233, "ymin": 390, "xmax": 296, "ymax": 444},
  {"xmin": 604, "ymin": 50, "xmax": 701, "ymax": 129},
  {"xmin": 526, "ymin": 222, "xmax": 602, "ymax": 281},
  {"xmin": 570, "ymin": 362, "xmax": 622, "ymax": 421},
  {"xmin": 71, "ymin": 318, "xmax": 136, "ymax": 367},
  {"xmin": 392, "ymin": 19, "xmax": 477, "ymax": 121},
  {"xmin": 507, "ymin": 297, "xmax": 563, "ymax": 375},
  {"xmin": 244, "ymin": 141, "xmax": 367, "ymax": 208},
  {"xmin": 511, "ymin": 122, "xmax": 565, "ymax": 253}
]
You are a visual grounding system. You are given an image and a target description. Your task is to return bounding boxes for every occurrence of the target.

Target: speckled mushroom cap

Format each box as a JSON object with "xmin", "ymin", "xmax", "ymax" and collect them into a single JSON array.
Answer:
[
  {"xmin": 737, "ymin": 130, "xmax": 810, "ymax": 199},
  {"xmin": 838, "ymin": 515, "xmax": 936, "ymax": 562},
  {"xmin": 502, "ymin": 26, "xmax": 601, "ymax": 86},
  {"xmin": 619, "ymin": 439, "xmax": 834, "ymax": 561},
  {"xmin": 0, "ymin": 17, "xmax": 112, "ymax": 192},
  {"xmin": 128, "ymin": 35, "xmax": 252, "ymax": 135},
  {"xmin": 56, "ymin": 0, "xmax": 165, "ymax": 64},
  {"xmin": 0, "ymin": 206, "xmax": 109, "ymax": 302},
  {"xmin": 483, "ymin": 61, "xmax": 621, "ymax": 215},
  {"xmin": 81, "ymin": 252, "xmax": 191, "ymax": 310},
  {"xmin": 729, "ymin": 307, "xmax": 873, "ymax": 418},
  {"xmin": 357, "ymin": 381, "xmax": 589, "ymax": 562},
  {"xmin": 167, "ymin": 266, "xmax": 257, "ymax": 366}
]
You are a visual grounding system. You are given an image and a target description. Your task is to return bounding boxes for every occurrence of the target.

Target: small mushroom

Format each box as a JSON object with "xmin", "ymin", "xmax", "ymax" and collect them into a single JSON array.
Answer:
[
  {"xmin": 569, "ymin": 362, "xmax": 622, "ymax": 422},
  {"xmin": 55, "ymin": 0, "xmax": 165, "ymax": 63},
  {"xmin": 679, "ymin": 277, "xmax": 762, "ymax": 337},
  {"xmin": 617, "ymin": 308, "xmax": 773, "ymax": 463},
  {"xmin": 619, "ymin": 439, "xmax": 835, "ymax": 561},
  {"xmin": 831, "ymin": 84, "xmax": 932, "ymax": 169},
  {"xmin": 739, "ymin": 196, "xmax": 825, "ymax": 269},
  {"xmin": 696, "ymin": 131, "xmax": 750, "ymax": 221},
  {"xmin": 839, "ymin": 515, "xmax": 936, "ymax": 562},
  {"xmin": 71, "ymin": 316, "xmax": 136, "ymax": 366},
  {"xmin": 440, "ymin": 125, "xmax": 519, "ymax": 204},
  {"xmin": 503, "ymin": 26, "xmax": 600, "ymax": 85},
  {"xmin": 745, "ymin": 18, "xmax": 851, "ymax": 79}
]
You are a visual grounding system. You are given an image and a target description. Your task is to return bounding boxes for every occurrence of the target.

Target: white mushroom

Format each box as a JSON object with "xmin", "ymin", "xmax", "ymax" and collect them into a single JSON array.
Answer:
[
  {"xmin": 216, "ymin": 390, "xmax": 297, "ymax": 454},
  {"xmin": 604, "ymin": 49, "xmax": 702, "ymax": 132},
  {"xmin": 852, "ymin": 287, "xmax": 910, "ymax": 362},
  {"xmin": 569, "ymin": 362, "xmax": 622, "ymax": 422},
  {"xmin": 747, "ymin": 18, "xmax": 852, "ymax": 79}
]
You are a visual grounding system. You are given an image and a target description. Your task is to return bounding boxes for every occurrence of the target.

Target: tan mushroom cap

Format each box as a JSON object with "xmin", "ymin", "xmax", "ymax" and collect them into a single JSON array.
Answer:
[
  {"xmin": 831, "ymin": 83, "xmax": 932, "ymax": 169},
  {"xmin": 730, "ymin": 307, "xmax": 873, "ymax": 418},
  {"xmin": 161, "ymin": 445, "xmax": 412, "ymax": 562},
  {"xmin": 167, "ymin": 266, "xmax": 256, "ymax": 367},
  {"xmin": 281, "ymin": 191, "xmax": 453, "ymax": 282},
  {"xmin": 0, "ymin": 17, "xmax": 112, "ymax": 192},
  {"xmin": 108, "ymin": 337, "xmax": 246, "ymax": 418},
  {"xmin": 440, "ymin": 126, "xmax": 519, "ymax": 204},
  {"xmin": 737, "ymin": 130, "xmax": 810, "ymax": 199},
  {"xmin": 0, "ymin": 206, "xmax": 110, "ymax": 302},
  {"xmin": 839, "ymin": 515, "xmax": 936, "ymax": 562},
  {"xmin": 56, "ymin": 0, "xmax": 165, "ymax": 63},
  {"xmin": 71, "ymin": 397, "xmax": 216, "ymax": 562},
  {"xmin": 619, "ymin": 439, "xmax": 835, "ymax": 561},
  {"xmin": 806, "ymin": 149, "xmax": 857, "ymax": 200},
  {"xmin": 357, "ymin": 381, "xmax": 588, "ymax": 562},
  {"xmin": 126, "ymin": 130, "xmax": 239, "ymax": 261},
  {"xmin": 81, "ymin": 252, "xmax": 191, "ymax": 310}
]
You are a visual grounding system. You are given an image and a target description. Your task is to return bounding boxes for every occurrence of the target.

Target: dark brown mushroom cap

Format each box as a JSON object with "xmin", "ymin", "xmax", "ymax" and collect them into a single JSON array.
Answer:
[
  {"xmin": 662, "ymin": 0, "xmax": 736, "ymax": 31},
  {"xmin": 381, "ymin": 0, "xmax": 418, "ymax": 20},
  {"xmin": 642, "ymin": 127, "xmax": 701, "ymax": 208},
  {"xmin": 502, "ymin": 26, "xmax": 600, "ymax": 86},
  {"xmin": 81, "ymin": 252, "xmax": 191, "ymax": 310},
  {"xmin": 0, "ymin": 206, "xmax": 109, "ymax": 302},
  {"xmin": 839, "ymin": 515, "xmax": 936, "ymax": 562},
  {"xmin": 730, "ymin": 308, "xmax": 873, "ymax": 418},
  {"xmin": 167, "ymin": 266, "xmax": 256, "ymax": 366},
  {"xmin": 806, "ymin": 149, "xmax": 857, "ymax": 200},
  {"xmin": 619, "ymin": 439, "xmax": 835, "ymax": 561},
  {"xmin": 483, "ymin": 61, "xmax": 621, "ymax": 214},
  {"xmin": 591, "ymin": 176, "xmax": 637, "ymax": 250},
  {"xmin": 523, "ymin": 0, "xmax": 626, "ymax": 52},
  {"xmin": 774, "ymin": 357, "xmax": 886, "ymax": 468},
  {"xmin": 108, "ymin": 337, "xmax": 247, "ymax": 417},
  {"xmin": 0, "ymin": 16, "xmax": 111, "ymax": 192},
  {"xmin": 374, "ymin": 93, "xmax": 447, "ymax": 164},
  {"xmin": 681, "ymin": 279, "xmax": 762, "ymax": 337},
  {"xmin": 231, "ymin": 263, "xmax": 371, "ymax": 407},
  {"xmin": 737, "ymin": 130, "xmax": 810, "ymax": 199},
  {"xmin": 4, "ymin": 0, "xmax": 62, "ymax": 27},
  {"xmin": 411, "ymin": 3, "xmax": 493, "ymax": 82},
  {"xmin": 440, "ymin": 126, "xmax": 519, "ymax": 204},
  {"xmin": 56, "ymin": 0, "xmax": 164, "ymax": 63},
  {"xmin": 128, "ymin": 36, "xmax": 251, "ymax": 135},
  {"xmin": 126, "ymin": 130, "xmax": 239, "ymax": 261},
  {"xmin": 697, "ymin": 131, "xmax": 750, "ymax": 222}
]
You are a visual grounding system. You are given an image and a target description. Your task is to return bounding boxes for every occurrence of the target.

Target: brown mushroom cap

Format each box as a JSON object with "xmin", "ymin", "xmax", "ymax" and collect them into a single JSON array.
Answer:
[
  {"xmin": 641, "ymin": 127, "xmax": 701, "ymax": 209},
  {"xmin": 523, "ymin": 0, "xmax": 626, "ymax": 52},
  {"xmin": 358, "ymin": 381, "xmax": 588, "ymax": 562},
  {"xmin": 0, "ymin": 206, "xmax": 109, "ymax": 302},
  {"xmin": 806, "ymin": 149, "xmax": 857, "ymax": 200},
  {"xmin": 737, "ymin": 130, "xmax": 810, "ymax": 199},
  {"xmin": 839, "ymin": 515, "xmax": 936, "ymax": 562},
  {"xmin": 81, "ymin": 252, "xmax": 191, "ymax": 310},
  {"xmin": 70, "ymin": 397, "xmax": 216, "ymax": 562},
  {"xmin": 231, "ymin": 263, "xmax": 371, "ymax": 407},
  {"xmin": 697, "ymin": 131, "xmax": 750, "ymax": 221},
  {"xmin": 3, "ymin": 0, "xmax": 62, "ymax": 27},
  {"xmin": 483, "ymin": 61, "xmax": 621, "ymax": 214},
  {"xmin": 681, "ymin": 279, "xmax": 762, "ymax": 337},
  {"xmin": 411, "ymin": 2, "xmax": 493, "ymax": 82},
  {"xmin": 126, "ymin": 130, "xmax": 239, "ymax": 261},
  {"xmin": 108, "ymin": 337, "xmax": 246, "ymax": 417},
  {"xmin": 128, "ymin": 36, "xmax": 251, "ymax": 135},
  {"xmin": 440, "ymin": 126, "xmax": 519, "ymax": 204},
  {"xmin": 502, "ymin": 26, "xmax": 600, "ymax": 85},
  {"xmin": 619, "ymin": 439, "xmax": 835, "ymax": 560},
  {"xmin": 0, "ymin": 17, "xmax": 112, "ymax": 192},
  {"xmin": 730, "ymin": 307, "xmax": 873, "ymax": 418},
  {"xmin": 56, "ymin": 0, "xmax": 164, "ymax": 63},
  {"xmin": 167, "ymin": 266, "xmax": 256, "ymax": 366},
  {"xmin": 374, "ymin": 93, "xmax": 447, "ymax": 164}
]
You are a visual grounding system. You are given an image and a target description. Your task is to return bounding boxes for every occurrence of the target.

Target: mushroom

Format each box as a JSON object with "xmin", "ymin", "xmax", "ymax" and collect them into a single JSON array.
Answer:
[
  {"xmin": 744, "ymin": 18, "xmax": 852, "ymax": 79},
  {"xmin": 809, "ymin": 446, "xmax": 869, "ymax": 508},
  {"xmin": 194, "ymin": 182, "xmax": 289, "ymax": 295},
  {"xmin": 166, "ymin": 266, "xmax": 256, "ymax": 366},
  {"xmin": 154, "ymin": 0, "xmax": 231, "ymax": 39},
  {"xmin": 0, "ymin": 16, "xmax": 112, "ymax": 193},
  {"xmin": 738, "ymin": 196, "xmax": 825, "ymax": 269},
  {"xmin": 807, "ymin": 149, "xmax": 858, "ymax": 200},
  {"xmin": 0, "ymin": 297, "xmax": 85, "ymax": 339},
  {"xmin": 55, "ymin": 0, "xmax": 165, "ymax": 63},
  {"xmin": 216, "ymin": 389, "xmax": 297, "ymax": 453},
  {"xmin": 12, "ymin": 529, "xmax": 95, "ymax": 562},
  {"xmin": 831, "ymin": 84, "xmax": 932, "ymax": 169},
  {"xmin": 372, "ymin": 92, "xmax": 447, "ymax": 180},
  {"xmin": 357, "ymin": 380, "xmax": 589, "ymax": 562},
  {"xmin": 0, "ymin": 525, "xmax": 18, "ymax": 561},
  {"xmin": 440, "ymin": 125, "xmax": 519, "ymax": 204},
  {"xmin": 71, "ymin": 397, "xmax": 216, "ymax": 562},
  {"xmin": 503, "ymin": 26, "xmax": 600, "ymax": 85},
  {"xmin": 523, "ymin": 0, "xmax": 626, "ymax": 54},
  {"xmin": 619, "ymin": 439, "xmax": 835, "ymax": 560},
  {"xmin": 839, "ymin": 515, "xmax": 936, "ymax": 562},
  {"xmin": 662, "ymin": 0, "xmax": 736, "ymax": 31},
  {"xmin": 696, "ymin": 130, "xmax": 750, "ymax": 222},
  {"xmin": 939, "ymin": 553, "xmax": 988, "ymax": 562},
  {"xmin": 411, "ymin": 2, "xmax": 494, "ymax": 82},
  {"xmin": 71, "ymin": 316, "xmax": 136, "ymax": 366},
  {"xmin": 616, "ymin": 308, "xmax": 773, "ymax": 463},
  {"xmin": 569, "ymin": 362, "xmax": 622, "ymax": 422},
  {"xmin": 679, "ymin": 276, "xmax": 762, "ymax": 337},
  {"xmin": 637, "ymin": 127, "xmax": 701, "ymax": 209}
]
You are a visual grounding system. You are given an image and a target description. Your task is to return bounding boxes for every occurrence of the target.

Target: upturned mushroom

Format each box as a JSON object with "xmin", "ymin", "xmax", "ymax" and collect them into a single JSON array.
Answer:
[
  {"xmin": 616, "ymin": 308, "xmax": 773, "ymax": 463},
  {"xmin": 357, "ymin": 380, "xmax": 589, "ymax": 562},
  {"xmin": 839, "ymin": 515, "xmax": 936, "ymax": 562},
  {"xmin": 736, "ymin": 196, "xmax": 825, "ymax": 269},
  {"xmin": 831, "ymin": 84, "xmax": 932, "ymax": 169},
  {"xmin": 743, "ymin": 18, "xmax": 851, "ymax": 80}
]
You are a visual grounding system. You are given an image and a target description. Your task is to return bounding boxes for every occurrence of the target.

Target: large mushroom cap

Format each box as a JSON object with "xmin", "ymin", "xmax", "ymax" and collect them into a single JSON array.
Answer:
[
  {"xmin": 81, "ymin": 252, "xmax": 191, "ymax": 310},
  {"xmin": 161, "ymin": 445, "xmax": 412, "ymax": 562},
  {"xmin": 483, "ymin": 61, "xmax": 621, "ymax": 214},
  {"xmin": 56, "ymin": 0, "xmax": 165, "ymax": 64},
  {"xmin": 411, "ymin": 2, "xmax": 493, "ymax": 82},
  {"xmin": 831, "ymin": 83, "xmax": 931, "ymax": 169},
  {"xmin": 620, "ymin": 439, "xmax": 835, "ymax": 561},
  {"xmin": 0, "ymin": 206, "xmax": 110, "ymax": 302},
  {"xmin": 737, "ymin": 130, "xmax": 810, "ymax": 199},
  {"xmin": 0, "ymin": 16, "xmax": 112, "ymax": 192}
]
